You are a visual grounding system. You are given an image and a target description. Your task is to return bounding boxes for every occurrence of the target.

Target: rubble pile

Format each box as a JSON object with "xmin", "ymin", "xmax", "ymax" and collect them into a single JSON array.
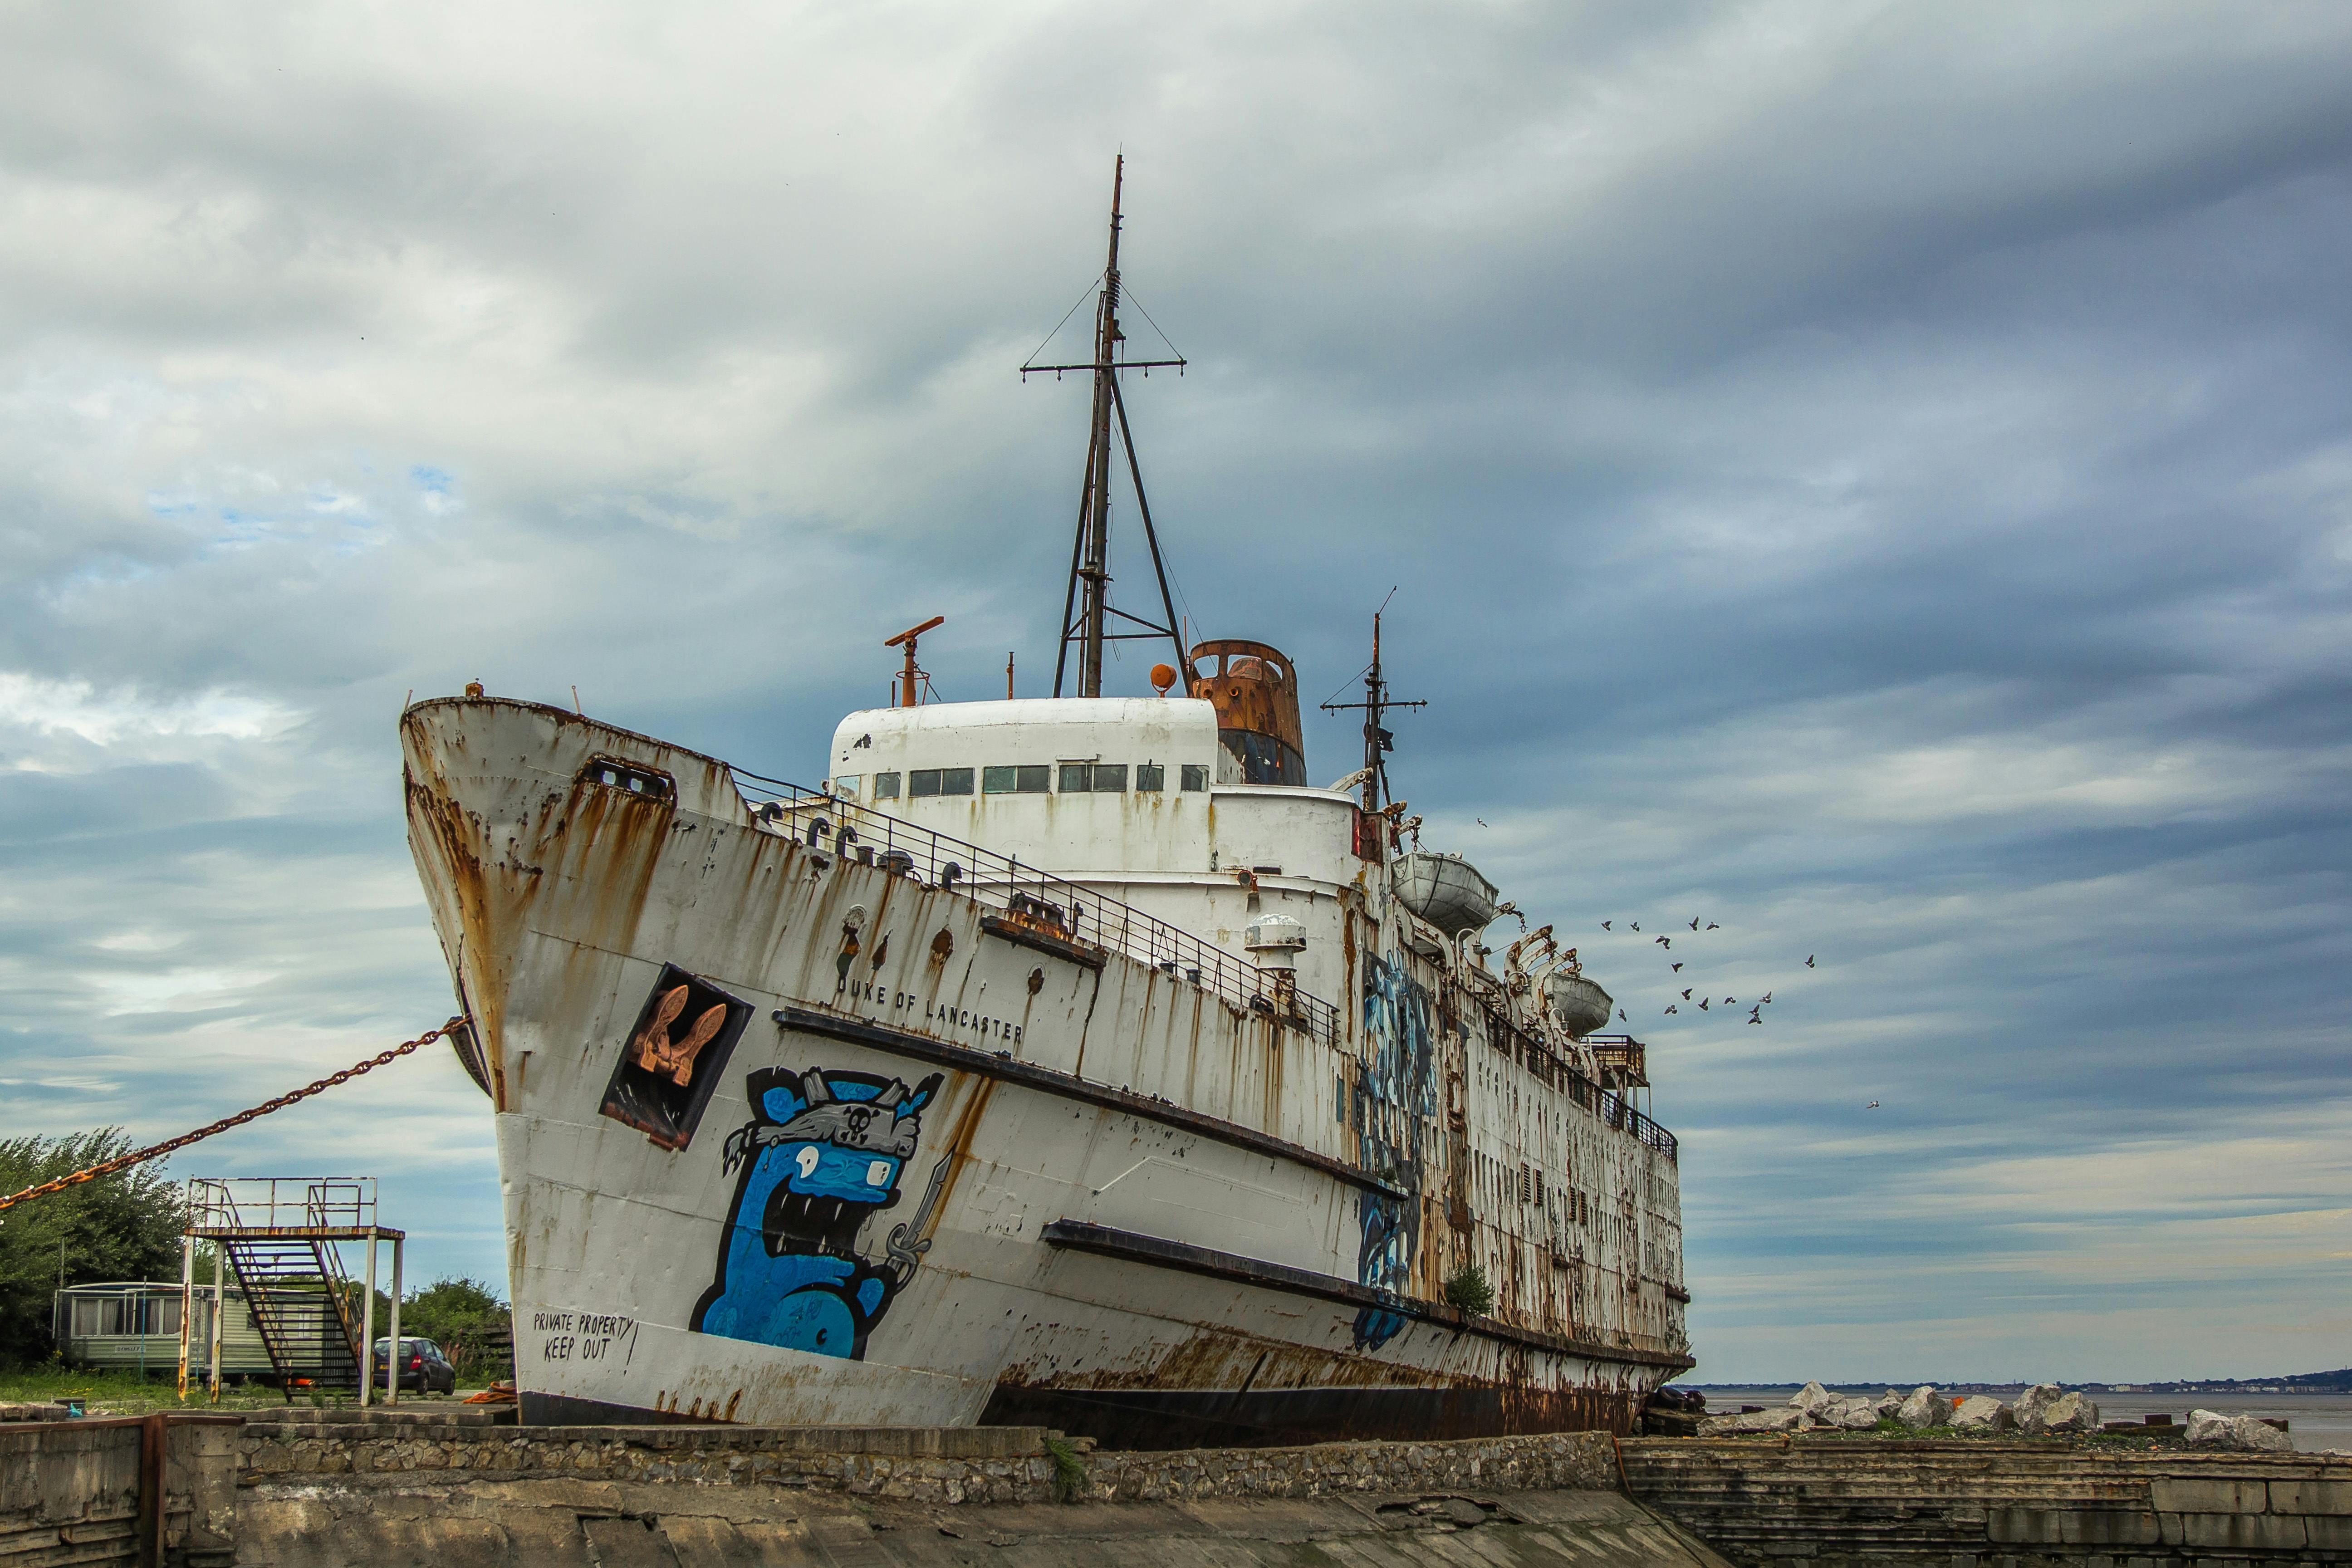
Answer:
[{"xmin": 1696, "ymin": 1382, "xmax": 2111, "ymax": 1438}]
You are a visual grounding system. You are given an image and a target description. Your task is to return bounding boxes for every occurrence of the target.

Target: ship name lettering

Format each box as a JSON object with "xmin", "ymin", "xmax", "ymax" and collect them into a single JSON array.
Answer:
[
  {"xmin": 923, "ymin": 1000, "xmax": 1021, "ymax": 1042},
  {"xmin": 833, "ymin": 979, "xmax": 1021, "ymax": 1044}
]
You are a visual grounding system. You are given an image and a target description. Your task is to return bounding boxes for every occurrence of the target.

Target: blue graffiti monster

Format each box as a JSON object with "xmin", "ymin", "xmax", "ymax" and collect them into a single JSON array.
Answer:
[{"xmin": 689, "ymin": 1065, "xmax": 944, "ymax": 1361}]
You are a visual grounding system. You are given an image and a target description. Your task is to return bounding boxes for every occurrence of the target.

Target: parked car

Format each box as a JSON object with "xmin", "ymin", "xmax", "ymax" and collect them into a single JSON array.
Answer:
[{"xmin": 371, "ymin": 1336, "xmax": 457, "ymax": 1395}]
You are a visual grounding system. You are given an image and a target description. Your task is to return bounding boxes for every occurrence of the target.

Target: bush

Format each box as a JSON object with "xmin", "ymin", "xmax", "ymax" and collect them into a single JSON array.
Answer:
[
  {"xmin": 0, "ymin": 1133, "xmax": 184, "ymax": 1367},
  {"xmin": 1043, "ymin": 1434, "xmax": 1088, "ymax": 1502},
  {"xmin": 1441, "ymin": 1262, "xmax": 1495, "ymax": 1316}
]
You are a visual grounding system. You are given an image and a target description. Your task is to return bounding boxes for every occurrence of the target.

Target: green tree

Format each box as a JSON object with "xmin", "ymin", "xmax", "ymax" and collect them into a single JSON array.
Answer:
[
  {"xmin": 396, "ymin": 1276, "xmax": 512, "ymax": 1384},
  {"xmin": 344, "ymin": 1275, "xmax": 514, "ymax": 1386},
  {"xmin": 0, "ymin": 1133, "xmax": 185, "ymax": 1366}
]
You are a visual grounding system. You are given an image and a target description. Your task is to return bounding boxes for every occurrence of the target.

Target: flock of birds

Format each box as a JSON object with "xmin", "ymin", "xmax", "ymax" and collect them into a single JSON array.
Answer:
[
  {"xmin": 1592, "ymin": 915, "xmax": 1818, "ymax": 1028},
  {"xmin": 1586, "ymin": 917, "xmax": 1881, "ymax": 1111}
]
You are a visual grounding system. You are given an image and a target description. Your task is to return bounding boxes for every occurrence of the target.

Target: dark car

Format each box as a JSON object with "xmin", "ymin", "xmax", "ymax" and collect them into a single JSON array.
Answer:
[{"xmin": 371, "ymin": 1336, "xmax": 457, "ymax": 1395}]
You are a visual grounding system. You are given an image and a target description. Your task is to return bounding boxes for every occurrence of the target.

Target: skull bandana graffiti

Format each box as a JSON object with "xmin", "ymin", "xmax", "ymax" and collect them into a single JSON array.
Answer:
[{"xmin": 690, "ymin": 1064, "xmax": 946, "ymax": 1360}]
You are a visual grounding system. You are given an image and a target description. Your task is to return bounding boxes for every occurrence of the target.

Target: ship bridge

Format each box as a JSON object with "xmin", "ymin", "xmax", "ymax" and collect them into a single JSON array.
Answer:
[{"xmin": 824, "ymin": 685, "xmax": 1374, "ymax": 1009}]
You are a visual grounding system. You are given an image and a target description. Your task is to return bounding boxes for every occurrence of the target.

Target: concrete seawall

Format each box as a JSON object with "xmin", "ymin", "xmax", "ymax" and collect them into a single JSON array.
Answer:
[
  {"xmin": 226, "ymin": 1412, "xmax": 1707, "ymax": 1568},
  {"xmin": 233, "ymin": 1410, "xmax": 1620, "ymax": 1505},
  {"xmin": 1621, "ymin": 1436, "xmax": 2352, "ymax": 1566},
  {"xmin": 30, "ymin": 1411, "xmax": 2352, "ymax": 1568}
]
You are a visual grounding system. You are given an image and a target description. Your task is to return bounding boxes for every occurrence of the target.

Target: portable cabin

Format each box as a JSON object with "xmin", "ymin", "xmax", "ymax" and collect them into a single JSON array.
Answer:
[{"xmin": 50, "ymin": 1280, "xmax": 323, "ymax": 1382}]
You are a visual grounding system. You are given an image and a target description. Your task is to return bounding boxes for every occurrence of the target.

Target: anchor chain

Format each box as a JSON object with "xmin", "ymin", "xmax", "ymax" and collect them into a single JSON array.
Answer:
[{"xmin": 0, "ymin": 1015, "xmax": 471, "ymax": 1213}]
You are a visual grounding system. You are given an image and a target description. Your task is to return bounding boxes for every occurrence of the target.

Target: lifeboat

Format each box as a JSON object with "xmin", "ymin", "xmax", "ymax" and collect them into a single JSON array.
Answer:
[
  {"xmin": 1389, "ymin": 851, "xmax": 1499, "ymax": 938},
  {"xmin": 1545, "ymin": 971, "xmax": 1614, "ymax": 1040}
]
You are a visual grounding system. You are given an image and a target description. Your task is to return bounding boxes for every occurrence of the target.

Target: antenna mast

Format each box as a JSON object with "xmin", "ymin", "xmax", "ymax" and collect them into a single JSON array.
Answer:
[
  {"xmin": 1321, "ymin": 602, "xmax": 1426, "ymax": 814},
  {"xmin": 1027, "ymin": 156, "xmax": 1190, "ymax": 698}
]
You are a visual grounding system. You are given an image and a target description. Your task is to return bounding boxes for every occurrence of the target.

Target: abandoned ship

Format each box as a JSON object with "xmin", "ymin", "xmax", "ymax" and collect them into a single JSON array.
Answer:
[{"xmin": 400, "ymin": 160, "xmax": 1690, "ymax": 1446}]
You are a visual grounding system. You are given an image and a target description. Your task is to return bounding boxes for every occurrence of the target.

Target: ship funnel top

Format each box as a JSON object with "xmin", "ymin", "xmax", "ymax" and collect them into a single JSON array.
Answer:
[{"xmin": 1189, "ymin": 639, "xmax": 1304, "ymax": 785}]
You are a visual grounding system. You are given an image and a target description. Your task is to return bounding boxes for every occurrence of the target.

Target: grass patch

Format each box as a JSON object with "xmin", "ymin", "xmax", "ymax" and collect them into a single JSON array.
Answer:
[
  {"xmin": 1728, "ymin": 1418, "xmax": 2182, "ymax": 1452},
  {"xmin": 0, "ymin": 1365, "xmax": 290, "ymax": 1415},
  {"xmin": 0, "ymin": 1364, "xmax": 472, "ymax": 1417}
]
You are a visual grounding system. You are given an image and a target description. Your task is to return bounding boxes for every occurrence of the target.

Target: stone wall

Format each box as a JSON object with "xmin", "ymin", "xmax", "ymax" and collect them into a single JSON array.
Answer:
[
  {"xmin": 1621, "ymin": 1436, "xmax": 2352, "ymax": 1567},
  {"xmin": 235, "ymin": 1411, "xmax": 1617, "ymax": 1507}
]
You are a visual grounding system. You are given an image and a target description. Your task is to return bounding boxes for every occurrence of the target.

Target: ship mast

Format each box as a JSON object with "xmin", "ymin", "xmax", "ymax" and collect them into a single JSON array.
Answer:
[
  {"xmin": 1028, "ymin": 156, "xmax": 1190, "ymax": 698},
  {"xmin": 1323, "ymin": 603, "xmax": 1425, "ymax": 814},
  {"xmin": 1075, "ymin": 157, "xmax": 1123, "ymax": 698}
]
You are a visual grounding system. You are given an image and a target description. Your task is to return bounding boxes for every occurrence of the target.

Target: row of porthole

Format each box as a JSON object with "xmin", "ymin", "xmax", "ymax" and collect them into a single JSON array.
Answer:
[{"xmin": 837, "ymin": 762, "xmax": 1213, "ymax": 800}]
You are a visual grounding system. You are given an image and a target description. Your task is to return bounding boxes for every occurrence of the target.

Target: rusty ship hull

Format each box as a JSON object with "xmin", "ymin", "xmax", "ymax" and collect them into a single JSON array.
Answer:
[{"xmin": 402, "ymin": 693, "xmax": 1691, "ymax": 1445}]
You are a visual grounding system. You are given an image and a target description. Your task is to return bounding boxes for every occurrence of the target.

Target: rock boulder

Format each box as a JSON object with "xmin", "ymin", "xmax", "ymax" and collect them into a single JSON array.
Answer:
[
  {"xmin": 1821, "ymin": 1394, "xmax": 1881, "ymax": 1430},
  {"xmin": 1949, "ymin": 1395, "xmax": 2013, "ymax": 1431},
  {"xmin": 2014, "ymin": 1386, "xmax": 2099, "ymax": 1435},
  {"xmin": 1896, "ymin": 1386, "xmax": 1950, "ymax": 1427},
  {"xmin": 1702, "ymin": 1406, "xmax": 1804, "ymax": 1435},
  {"xmin": 2185, "ymin": 1409, "xmax": 2293, "ymax": 1452}
]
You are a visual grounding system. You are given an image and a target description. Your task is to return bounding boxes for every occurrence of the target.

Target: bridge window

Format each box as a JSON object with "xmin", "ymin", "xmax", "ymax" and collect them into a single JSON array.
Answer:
[
  {"xmin": 1180, "ymin": 764, "xmax": 1208, "ymax": 792},
  {"xmin": 910, "ymin": 768, "xmax": 973, "ymax": 798},
  {"xmin": 1058, "ymin": 763, "xmax": 1092, "ymax": 793},
  {"xmin": 873, "ymin": 772, "xmax": 901, "ymax": 799},
  {"xmin": 1092, "ymin": 764, "xmax": 1127, "ymax": 792},
  {"xmin": 984, "ymin": 765, "xmax": 1050, "ymax": 794},
  {"xmin": 1136, "ymin": 763, "xmax": 1165, "ymax": 792}
]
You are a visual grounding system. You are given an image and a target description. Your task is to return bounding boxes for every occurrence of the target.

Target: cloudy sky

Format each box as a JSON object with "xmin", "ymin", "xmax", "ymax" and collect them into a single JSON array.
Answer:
[{"xmin": 4, "ymin": 1, "xmax": 2347, "ymax": 1385}]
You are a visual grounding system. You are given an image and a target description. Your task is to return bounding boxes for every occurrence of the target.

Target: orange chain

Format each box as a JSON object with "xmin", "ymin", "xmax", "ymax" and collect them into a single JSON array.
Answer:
[{"xmin": 0, "ymin": 1016, "xmax": 471, "ymax": 1214}]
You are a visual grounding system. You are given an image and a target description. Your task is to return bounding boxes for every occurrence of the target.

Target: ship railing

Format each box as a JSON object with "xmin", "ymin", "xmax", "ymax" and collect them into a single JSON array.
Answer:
[
  {"xmin": 1478, "ymin": 1005, "xmax": 1678, "ymax": 1161},
  {"xmin": 185, "ymin": 1177, "xmax": 378, "ymax": 1235},
  {"xmin": 730, "ymin": 768, "xmax": 1342, "ymax": 1044}
]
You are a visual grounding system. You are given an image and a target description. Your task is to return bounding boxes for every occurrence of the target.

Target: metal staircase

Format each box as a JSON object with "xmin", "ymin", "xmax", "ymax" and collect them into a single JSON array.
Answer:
[
  {"xmin": 183, "ymin": 1178, "xmax": 405, "ymax": 1403},
  {"xmin": 219, "ymin": 1235, "xmax": 362, "ymax": 1394}
]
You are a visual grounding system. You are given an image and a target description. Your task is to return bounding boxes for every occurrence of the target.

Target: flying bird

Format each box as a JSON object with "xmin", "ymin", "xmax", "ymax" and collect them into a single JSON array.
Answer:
[
  {"xmin": 1806, "ymin": 956, "xmax": 1815, "ymax": 968},
  {"xmin": 1681, "ymin": 988, "xmax": 1692, "ymax": 1000},
  {"xmin": 1688, "ymin": 917, "xmax": 1700, "ymax": 931},
  {"xmin": 1476, "ymin": 818, "xmax": 1487, "ymax": 827},
  {"xmin": 1697, "ymin": 999, "xmax": 1710, "ymax": 1011},
  {"xmin": 1655, "ymin": 936, "xmax": 1671, "ymax": 949},
  {"xmin": 1600, "ymin": 921, "xmax": 1612, "ymax": 931},
  {"xmin": 1867, "ymin": 1100, "xmax": 1880, "ymax": 1110},
  {"xmin": 1630, "ymin": 922, "xmax": 1641, "ymax": 932},
  {"xmin": 1663, "ymin": 1005, "xmax": 1678, "ymax": 1014},
  {"xmin": 1617, "ymin": 1008, "xmax": 1626, "ymax": 1021},
  {"xmin": 1747, "ymin": 1007, "xmax": 1761, "ymax": 1024},
  {"xmin": 1724, "ymin": 997, "xmax": 1736, "ymax": 1005},
  {"xmin": 1707, "ymin": 923, "xmax": 1719, "ymax": 930},
  {"xmin": 1747, "ymin": 1014, "xmax": 1760, "ymax": 1025},
  {"xmin": 1760, "ymin": 992, "xmax": 1771, "ymax": 1004},
  {"xmin": 1671, "ymin": 962, "xmax": 1683, "ymax": 972}
]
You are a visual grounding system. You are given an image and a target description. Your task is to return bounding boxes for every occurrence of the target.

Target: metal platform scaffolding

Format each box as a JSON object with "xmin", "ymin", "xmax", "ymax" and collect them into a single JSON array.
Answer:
[{"xmin": 176, "ymin": 1178, "xmax": 409, "ymax": 1406}]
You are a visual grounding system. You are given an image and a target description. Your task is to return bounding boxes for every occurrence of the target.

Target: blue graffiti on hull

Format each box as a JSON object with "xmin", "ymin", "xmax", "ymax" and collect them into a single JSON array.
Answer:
[
  {"xmin": 1352, "ymin": 953, "xmax": 1436, "ymax": 1350},
  {"xmin": 689, "ymin": 1065, "xmax": 942, "ymax": 1360}
]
